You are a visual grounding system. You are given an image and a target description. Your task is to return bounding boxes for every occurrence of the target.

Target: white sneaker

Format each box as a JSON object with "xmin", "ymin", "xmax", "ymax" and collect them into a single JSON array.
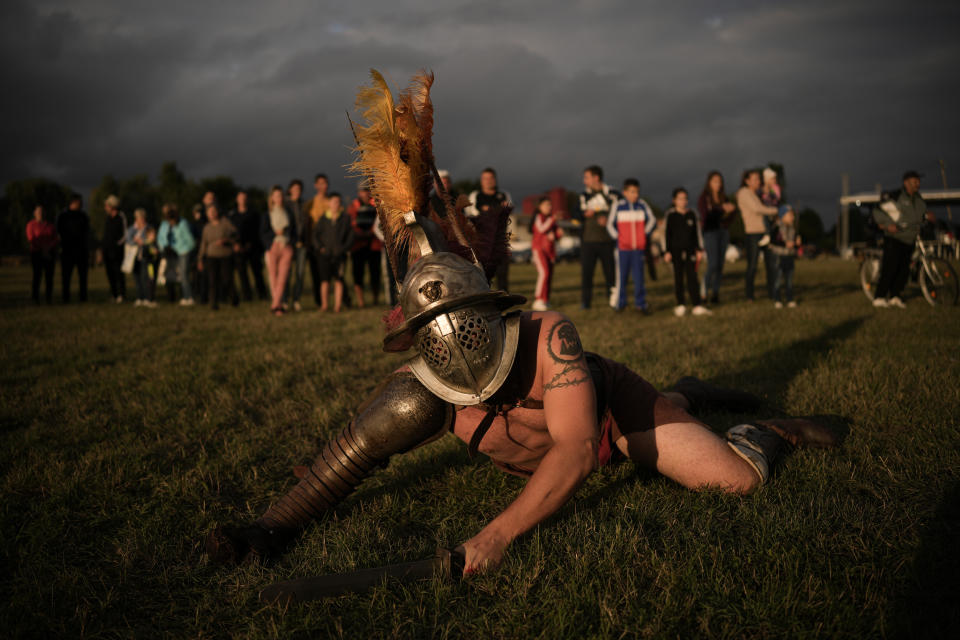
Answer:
[
  {"xmin": 134, "ymin": 299, "xmax": 143, "ymax": 307},
  {"xmin": 145, "ymin": 301, "xmax": 157, "ymax": 308},
  {"xmin": 294, "ymin": 301, "xmax": 302, "ymax": 312},
  {"xmin": 873, "ymin": 297, "xmax": 888, "ymax": 308},
  {"xmin": 787, "ymin": 301, "xmax": 797, "ymax": 308},
  {"xmin": 180, "ymin": 298, "xmax": 195, "ymax": 306},
  {"xmin": 774, "ymin": 301, "xmax": 783, "ymax": 309},
  {"xmin": 673, "ymin": 305, "xmax": 687, "ymax": 317},
  {"xmin": 691, "ymin": 305, "xmax": 713, "ymax": 316},
  {"xmin": 531, "ymin": 300, "xmax": 548, "ymax": 311},
  {"xmin": 758, "ymin": 235, "xmax": 770, "ymax": 248},
  {"xmin": 889, "ymin": 296, "xmax": 906, "ymax": 308}
]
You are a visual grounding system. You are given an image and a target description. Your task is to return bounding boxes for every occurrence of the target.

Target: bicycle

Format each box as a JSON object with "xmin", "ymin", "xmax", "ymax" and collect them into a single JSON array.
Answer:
[{"xmin": 860, "ymin": 227, "xmax": 959, "ymax": 306}]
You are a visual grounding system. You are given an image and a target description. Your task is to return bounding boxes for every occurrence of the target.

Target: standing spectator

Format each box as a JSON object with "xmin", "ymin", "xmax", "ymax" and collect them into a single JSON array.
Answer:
[
  {"xmin": 736, "ymin": 169, "xmax": 779, "ymax": 302},
  {"xmin": 697, "ymin": 171, "xmax": 737, "ymax": 304},
  {"xmin": 430, "ymin": 169, "xmax": 458, "ymax": 217},
  {"xmin": 58, "ymin": 194, "xmax": 90, "ymax": 303},
  {"xmin": 190, "ymin": 203, "xmax": 209, "ymax": 304},
  {"xmin": 313, "ymin": 193, "xmax": 354, "ymax": 313},
  {"xmin": 286, "ymin": 179, "xmax": 308, "ymax": 311},
  {"xmin": 197, "ymin": 204, "xmax": 238, "ymax": 311},
  {"xmin": 157, "ymin": 204, "xmax": 196, "ymax": 305},
  {"xmin": 228, "ymin": 190, "xmax": 267, "ymax": 301},
  {"xmin": 871, "ymin": 170, "xmax": 936, "ymax": 308},
  {"xmin": 138, "ymin": 227, "xmax": 160, "ymax": 308},
  {"xmin": 125, "ymin": 208, "xmax": 153, "ymax": 307},
  {"xmin": 664, "ymin": 187, "xmax": 710, "ymax": 317},
  {"xmin": 530, "ymin": 196, "xmax": 562, "ymax": 311},
  {"xmin": 770, "ymin": 209, "xmax": 802, "ymax": 308},
  {"xmin": 465, "ymin": 167, "xmax": 513, "ymax": 291},
  {"xmin": 101, "ymin": 195, "xmax": 128, "ymax": 303},
  {"xmin": 347, "ymin": 184, "xmax": 382, "ymax": 307},
  {"xmin": 606, "ymin": 178, "xmax": 656, "ymax": 313},
  {"xmin": 303, "ymin": 174, "xmax": 329, "ymax": 308},
  {"xmin": 261, "ymin": 185, "xmax": 295, "ymax": 316},
  {"xmin": 578, "ymin": 165, "xmax": 618, "ymax": 309},
  {"xmin": 26, "ymin": 204, "xmax": 58, "ymax": 303}
]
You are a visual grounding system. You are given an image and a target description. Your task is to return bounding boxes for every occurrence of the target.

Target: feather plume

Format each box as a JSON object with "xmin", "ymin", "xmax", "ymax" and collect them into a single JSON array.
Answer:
[{"xmin": 349, "ymin": 70, "xmax": 423, "ymax": 273}]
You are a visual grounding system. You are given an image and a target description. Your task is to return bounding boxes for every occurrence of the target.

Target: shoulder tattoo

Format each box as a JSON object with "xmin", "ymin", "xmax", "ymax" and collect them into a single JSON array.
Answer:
[{"xmin": 543, "ymin": 319, "xmax": 590, "ymax": 392}]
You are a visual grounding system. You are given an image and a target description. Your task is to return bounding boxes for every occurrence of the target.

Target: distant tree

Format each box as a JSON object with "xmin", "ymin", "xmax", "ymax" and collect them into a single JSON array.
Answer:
[
  {"xmin": 0, "ymin": 178, "xmax": 73, "ymax": 254},
  {"xmin": 198, "ymin": 176, "xmax": 239, "ymax": 210},
  {"xmin": 453, "ymin": 179, "xmax": 480, "ymax": 197},
  {"xmin": 797, "ymin": 208, "xmax": 824, "ymax": 244}
]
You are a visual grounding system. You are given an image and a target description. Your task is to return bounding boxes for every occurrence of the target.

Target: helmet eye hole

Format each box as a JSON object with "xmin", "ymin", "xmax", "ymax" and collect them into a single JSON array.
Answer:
[
  {"xmin": 418, "ymin": 333, "xmax": 451, "ymax": 369},
  {"xmin": 453, "ymin": 310, "xmax": 491, "ymax": 352}
]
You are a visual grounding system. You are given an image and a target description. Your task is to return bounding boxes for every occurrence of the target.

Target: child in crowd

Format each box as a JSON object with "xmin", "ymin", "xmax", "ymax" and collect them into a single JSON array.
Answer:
[
  {"xmin": 758, "ymin": 167, "xmax": 791, "ymax": 247},
  {"xmin": 530, "ymin": 196, "xmax": 562, "ymax": 311},
  {"xmin": 606, "ymin": 178, "xmax": 656, "ymax": 313},
  {"xmin": 139, "ymin": 228, "xmax": 160, "ymax": 307},
  {"xmin": 664, "ymin": 187, "xmax": 711, "ymax": 317},
  {"xmin": 313, "ymin": 192, "xmax": 354, "ymax": 313},
  {"xmin": 770, "ymin": 209, "xmax": 801, "ymax": 308}
]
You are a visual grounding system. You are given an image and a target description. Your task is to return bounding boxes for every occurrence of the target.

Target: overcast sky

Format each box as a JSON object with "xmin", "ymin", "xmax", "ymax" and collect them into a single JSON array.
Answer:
[{"xmin": 2, "ymin": 0, "xmax": 958, "ymax": 223}]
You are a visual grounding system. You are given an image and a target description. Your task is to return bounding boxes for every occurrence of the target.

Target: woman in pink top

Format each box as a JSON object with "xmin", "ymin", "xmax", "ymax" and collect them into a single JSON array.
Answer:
[
  {"xmin": 530, "ymin": 197, "xmax": 562, "ymax": 311},
  {"xmin": 26, "ymin": 204, "xmax": 58, "ymax": 303},
  {"xmin": 736, "ymin": 169, "xmax": 779, "ymax": 301}
]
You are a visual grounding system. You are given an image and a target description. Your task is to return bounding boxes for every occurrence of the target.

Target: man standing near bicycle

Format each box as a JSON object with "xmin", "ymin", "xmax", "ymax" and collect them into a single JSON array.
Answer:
[{"xmin": 871, "ymin": 170, "xmax": 936, "ymax": 308}]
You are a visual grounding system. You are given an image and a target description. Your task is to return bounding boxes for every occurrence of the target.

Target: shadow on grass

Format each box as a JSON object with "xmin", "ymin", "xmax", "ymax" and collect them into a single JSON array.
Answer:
[
  {"xmin": 885, "ymin": 479, "xmax": 960, "ymax": 638},
  {"xmin": 715, "ymin": 315, "xmax": 869, "ymax": 405}
]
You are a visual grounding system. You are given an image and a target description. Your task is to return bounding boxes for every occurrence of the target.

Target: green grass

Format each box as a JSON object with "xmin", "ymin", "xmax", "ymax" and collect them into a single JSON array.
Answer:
[{"xmin": 1, "ymin": 257, "xmax": 958, "ymax": 639}]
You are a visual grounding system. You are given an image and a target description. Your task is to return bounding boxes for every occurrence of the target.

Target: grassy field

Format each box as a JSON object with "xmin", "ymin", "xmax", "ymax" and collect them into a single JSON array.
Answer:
[{"xmin": 1, "ymin": 256, "xmax": 958, "ymax": 639}]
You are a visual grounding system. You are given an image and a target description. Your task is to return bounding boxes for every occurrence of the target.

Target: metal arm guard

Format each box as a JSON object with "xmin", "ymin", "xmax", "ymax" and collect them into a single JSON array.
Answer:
[{"xmin": 257, "ymin": 371, "xmax": 452, "ymax": 531}]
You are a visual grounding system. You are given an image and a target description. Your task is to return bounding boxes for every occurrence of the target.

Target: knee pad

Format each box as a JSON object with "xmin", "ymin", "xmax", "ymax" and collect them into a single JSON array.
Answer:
[{"xmin": 258, "ymin": 372, "xmax": 452, "ymax": 531}]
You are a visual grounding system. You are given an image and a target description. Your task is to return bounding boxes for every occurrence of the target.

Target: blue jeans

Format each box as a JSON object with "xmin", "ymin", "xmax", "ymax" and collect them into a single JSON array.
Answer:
[
  {"xmin": 744, "ymin": 234, "xmax": 777, "ymax": 300},
  {"xmin": 177, "ymin": 253, "xmax": 193, "ymax": 300},
  {"xmin": 775, "ymin": 256, "xmax": 795, "ymax": 302},
  {"xmin": 287, "ymin": 245, "xmax": 308, "ymax": 303},
  {"xmin": 703, "ymin": 229, "xmax": 729, "ymax": 298},
  {"xmin": 618, "ymin": 249, "xmax": 646, "ymax": 309}
]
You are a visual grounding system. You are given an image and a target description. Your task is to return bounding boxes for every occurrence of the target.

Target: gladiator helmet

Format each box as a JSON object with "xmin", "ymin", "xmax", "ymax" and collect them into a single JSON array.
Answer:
[{"xmin": 383, "ymin": 213, "xmax": 525, "ymax": 405}]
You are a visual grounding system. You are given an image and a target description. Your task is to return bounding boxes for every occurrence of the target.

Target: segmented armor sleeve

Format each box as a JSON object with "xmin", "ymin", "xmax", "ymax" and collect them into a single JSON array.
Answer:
[{"xmin": 258, "ymin": 372, "xmax": 452, "ymax": 531}]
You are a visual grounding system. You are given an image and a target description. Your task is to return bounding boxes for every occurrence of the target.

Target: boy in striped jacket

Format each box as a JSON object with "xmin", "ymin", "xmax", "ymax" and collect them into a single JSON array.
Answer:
[{"xmin": 606, "ymin": 178, "xmax": 657, "ymax": 312}]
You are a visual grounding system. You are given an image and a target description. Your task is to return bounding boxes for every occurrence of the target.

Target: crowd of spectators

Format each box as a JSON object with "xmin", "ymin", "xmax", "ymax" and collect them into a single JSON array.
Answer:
[{"xmin": 25, "ymin": 164, "xmax": 816, "ymax": 315}]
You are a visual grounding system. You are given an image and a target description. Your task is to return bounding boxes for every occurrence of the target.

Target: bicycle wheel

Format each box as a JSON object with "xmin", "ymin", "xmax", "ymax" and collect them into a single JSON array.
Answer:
[
  {"xmin": 860, "ymin": 257, "xmax": 881, "ymax": 301},
  {"xmin": 919, "ymin": 257, "xmax": 959, "ymax": 306}
]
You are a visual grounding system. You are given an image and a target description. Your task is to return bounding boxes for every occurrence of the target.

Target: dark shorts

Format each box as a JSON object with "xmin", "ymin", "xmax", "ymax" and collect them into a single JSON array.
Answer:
[
  {"xmin": 317, "ymin": 255, "xmax": 346, "ymax": 282},
  {"xmin": 591, "ymin": 356, "xmax": 704, "ymax": 467}
]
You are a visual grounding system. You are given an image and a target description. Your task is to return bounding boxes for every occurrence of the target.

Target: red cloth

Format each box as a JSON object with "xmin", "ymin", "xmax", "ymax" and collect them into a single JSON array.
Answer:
[
  {"xmin": 26, "ymin": 220, "xmax": 58, "ymax": 252},
  {"xmin": 531, "ymin": 213, "xmax": 559, "ymax": 261}
]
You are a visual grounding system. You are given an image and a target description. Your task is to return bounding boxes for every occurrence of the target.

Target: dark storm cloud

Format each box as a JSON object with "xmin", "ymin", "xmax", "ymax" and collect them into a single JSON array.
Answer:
[{"xmin": 3, "ymin": 0, "xmax": 959, "ymax": 222}]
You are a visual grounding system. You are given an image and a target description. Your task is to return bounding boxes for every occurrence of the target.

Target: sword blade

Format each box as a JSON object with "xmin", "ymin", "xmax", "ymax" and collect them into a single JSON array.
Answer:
[{"xmin": 259, "ymin": 547, "xmax": 462, "ymax": 604}]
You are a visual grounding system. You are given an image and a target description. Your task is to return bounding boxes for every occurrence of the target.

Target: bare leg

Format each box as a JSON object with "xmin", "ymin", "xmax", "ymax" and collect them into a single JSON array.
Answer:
[
  {"xmin": 334, "ymin": 281, "xmax": 343, "ymax": 312},
  {"xmin": 354, "ymin": 284, "xmax": 365, "ymax": 308},
  {"xmin": 615, "ymin": 421, "xmax": 760, "ymax": 494},
  {"xmin": 320, "ymin": 281, "xmax": 329, "ymax": 311}
]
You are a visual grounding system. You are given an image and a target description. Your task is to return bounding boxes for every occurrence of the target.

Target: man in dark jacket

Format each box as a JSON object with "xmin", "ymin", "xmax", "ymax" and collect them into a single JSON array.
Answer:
[
  {"xmin": 578, "ymin": 165, "xmax": 618, "ymax": 309},
  {"xmin": 101, "ymin": 194, "xmax": 127, "ymax": 303},
  {"xmin": 464, "ymin": 167, "xmax": 513, "ymax": 291},
  {"xmin": 228, "ymin": 190, "xmax": 267, "ymax": 301},
  {"xmin": 58, "ymin": 194, "xmax": 90, "ymax": 303},
  {"xmin": 871, "ymin": 170, "xmax": 936, "ymax": 308},
  {"xmin": 286, "ymin": 179, "xmax": 308, "ymax": 311}
]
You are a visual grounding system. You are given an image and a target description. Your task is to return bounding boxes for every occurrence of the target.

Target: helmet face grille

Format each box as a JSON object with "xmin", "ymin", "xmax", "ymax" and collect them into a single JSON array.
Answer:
[
  {"xmin": 453, "ymin": 309, "xmax": 491, "ymax": 353},
  {"xmin": 419, "ymin": 333, "xmax": 451, "ymax": 370}
]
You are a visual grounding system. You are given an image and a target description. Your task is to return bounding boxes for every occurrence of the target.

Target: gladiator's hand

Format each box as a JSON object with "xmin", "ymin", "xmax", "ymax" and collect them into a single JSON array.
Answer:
[{"xmin": 458, "ymin": 529, "xmax": 509, "ymax": 575}]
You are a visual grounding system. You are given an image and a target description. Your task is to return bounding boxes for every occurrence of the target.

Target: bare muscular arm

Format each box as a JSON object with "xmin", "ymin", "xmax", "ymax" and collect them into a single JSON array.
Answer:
[{"xmin": 460, "ymin": 313, "xmax": 599, "ymax": 573}]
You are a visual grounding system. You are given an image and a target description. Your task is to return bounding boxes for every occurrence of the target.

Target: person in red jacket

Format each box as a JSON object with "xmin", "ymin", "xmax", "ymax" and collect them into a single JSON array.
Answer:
[
  {"xmin": 26, "ymin": 204, "xmax": 58, "ymax": 303},
  {"xmin": 531, "ymin": 196, "xmax": 562, "ymax": 311}
]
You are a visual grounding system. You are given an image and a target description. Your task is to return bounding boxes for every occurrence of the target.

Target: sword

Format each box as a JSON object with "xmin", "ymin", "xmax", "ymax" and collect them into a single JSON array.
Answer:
[{"xmin": 259, "ymin": 547, "xmax": 465, "ymax": 604}]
